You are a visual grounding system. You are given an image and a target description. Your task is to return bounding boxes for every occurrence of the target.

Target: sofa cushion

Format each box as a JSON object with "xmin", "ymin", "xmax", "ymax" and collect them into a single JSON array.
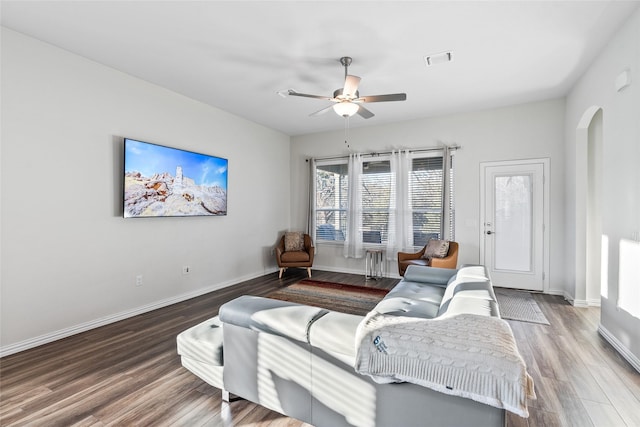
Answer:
[
  {"xmin": 438, "ymin": 280, "xmax": 496, "ymax": 316},
  {"xmin": 375, "ymin": 278, "xmax": 447, "ymax": 319},
  {"xmin": 439, "ymin": 296, "xmax": 500, "ymax": 318},
  {"xmin": 374, "ymin": 296, "xmax": 442, "ymax": 319},
  {"xmin": 284, "ymin": 231, "xmax": 304, "ymax": 251},
  {"xmin": 404, "ymin": 265, "xmax": 458, "ymax": 287},
  {"xmin": 281, "ymin": 251, "xmax": 310, "ymax": 262},
  {"xmin": 422, "ymin": 239, "xmax": 449, "ymax": 259},
  {"xmin": 453, "ymin": 265, "xmax": 491, "ymax": 282},
  {"xmin": 308, "ymin": 311, "xmax": 362, "ymax": 364},
  {"xmin": 220, "ymin": 295, "xmax": 327, "ymax": 343},
  {"xmin": 386, "ymin": 280, "xmax": 447, "ymax": 302},
  {"xmin": 177, "ymin": 316, "xmax": 224, "ymax": 366}
]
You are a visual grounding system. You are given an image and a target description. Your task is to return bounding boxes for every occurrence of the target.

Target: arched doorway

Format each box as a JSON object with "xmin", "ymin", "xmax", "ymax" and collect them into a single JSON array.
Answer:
[{"xmin": 575, "ymin": 106, "xmax": 603, "ymax": 306}]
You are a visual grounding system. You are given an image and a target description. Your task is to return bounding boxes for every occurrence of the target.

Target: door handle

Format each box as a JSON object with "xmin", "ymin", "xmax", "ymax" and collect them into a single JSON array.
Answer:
[{"xmin": 486, "ymin": 230, "xmax": 493, "ymax": 235}]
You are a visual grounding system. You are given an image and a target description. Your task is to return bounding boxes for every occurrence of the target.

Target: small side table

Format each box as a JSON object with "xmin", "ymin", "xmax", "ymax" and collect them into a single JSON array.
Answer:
[{"xmin": 365, "ymin": 249, "xmax": 384, "ymax": 280}]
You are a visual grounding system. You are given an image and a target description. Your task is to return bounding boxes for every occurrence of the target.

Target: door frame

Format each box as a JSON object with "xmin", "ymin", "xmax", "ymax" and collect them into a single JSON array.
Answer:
[{"xmin": 479, "ymin": 158, "xmax": 550, "ymax": 293}]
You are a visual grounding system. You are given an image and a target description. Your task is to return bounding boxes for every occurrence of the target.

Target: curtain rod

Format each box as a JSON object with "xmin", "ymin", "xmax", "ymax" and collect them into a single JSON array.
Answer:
[{"xmin": 306, "ymin": 145, "xmax": 460, "ymax": 162}]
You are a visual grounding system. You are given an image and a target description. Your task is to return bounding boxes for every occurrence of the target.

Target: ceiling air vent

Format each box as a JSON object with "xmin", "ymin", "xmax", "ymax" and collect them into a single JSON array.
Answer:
[{"xmin": 424, "ymin": 51, "xmax": 453, "ymax": 67}]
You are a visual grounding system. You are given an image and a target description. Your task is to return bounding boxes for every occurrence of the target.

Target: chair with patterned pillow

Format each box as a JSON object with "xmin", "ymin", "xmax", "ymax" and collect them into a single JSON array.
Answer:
[
  {"xmin": 276, "ymin": 232, "xmax": 315, "ymax": 279},
  {"xmin": 397, "ymin": 239, "xmax": 459, "ymax": 276}
]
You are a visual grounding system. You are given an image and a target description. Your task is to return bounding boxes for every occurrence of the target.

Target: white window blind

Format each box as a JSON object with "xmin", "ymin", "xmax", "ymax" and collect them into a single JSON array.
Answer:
[
  {"xmin": 448, "ymin": 154, "xmax": 456, "ymax": 241},
  {"xmin": 410, "ymin": 156, "xmax": 444, "ymax": 246},
  {"xmin": 315, "ymin": 161, "xmax": 348, "ymax": 241},
  {"xmin": 313, "ymin": 149, "xmax": 455, "ymax": 249},
  {"xmin": 361, "ymin": 159, "xmax": 392, "ymax": 244}
]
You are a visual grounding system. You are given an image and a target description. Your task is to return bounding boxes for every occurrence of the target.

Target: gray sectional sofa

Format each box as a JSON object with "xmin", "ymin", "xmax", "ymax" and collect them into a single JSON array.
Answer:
[{"xmin": 177, "ymin": 265, "xmax": 534, "ymax": 427}]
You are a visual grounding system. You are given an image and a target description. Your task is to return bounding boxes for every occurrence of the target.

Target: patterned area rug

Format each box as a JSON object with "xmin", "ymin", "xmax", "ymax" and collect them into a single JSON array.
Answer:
[
  {"xmin": 495, "ymin": 288, "xmax": 550, "ymax": 325},
  {"xmin": 267, "ymin": 279, "xmax": 389, "ymax": 316}
]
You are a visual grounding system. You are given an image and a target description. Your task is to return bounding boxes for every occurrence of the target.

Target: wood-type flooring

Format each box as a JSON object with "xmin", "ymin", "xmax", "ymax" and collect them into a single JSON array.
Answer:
[{"xmin": 1, "ymin": 269, "xmax": 639, "ymax": 426}]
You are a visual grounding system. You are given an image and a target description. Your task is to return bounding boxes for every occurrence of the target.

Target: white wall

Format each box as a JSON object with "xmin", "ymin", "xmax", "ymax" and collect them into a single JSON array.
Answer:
[
  {"xmin": 0, "ymin": 28, "xmax": 290, "ymax": 354},
  {"xmin": 564, "ymin": 9, "xmax": 640, "ymax": 367},
  {"xmin": 290, "ymin": 98, "xmax": 566, "ymax": 292}
]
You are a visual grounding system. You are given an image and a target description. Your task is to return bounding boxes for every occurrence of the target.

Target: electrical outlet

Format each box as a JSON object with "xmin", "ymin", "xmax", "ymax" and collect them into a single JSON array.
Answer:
[
  {"xmin": 135, "ymin": 275, "xmax": 143, "ymax": 287},
  {"xmin": 182, "ymin": 266, "xmax": 191, "ymax": 275}
]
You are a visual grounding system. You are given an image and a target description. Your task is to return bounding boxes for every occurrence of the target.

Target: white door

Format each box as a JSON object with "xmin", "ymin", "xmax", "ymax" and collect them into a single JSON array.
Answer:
[{"xmin": 480, "ymin": 160, "xmax": 548, "ymax": 291}]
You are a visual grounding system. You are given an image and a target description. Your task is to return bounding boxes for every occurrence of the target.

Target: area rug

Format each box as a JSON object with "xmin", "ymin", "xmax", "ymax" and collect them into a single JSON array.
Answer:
[
  {"xmin": 267, "ymin": 279, "xmax": 389, "ymax": 316},
  {"xmin": 495, "ymin": 288, "xmax": 550, "ymax": 325}
]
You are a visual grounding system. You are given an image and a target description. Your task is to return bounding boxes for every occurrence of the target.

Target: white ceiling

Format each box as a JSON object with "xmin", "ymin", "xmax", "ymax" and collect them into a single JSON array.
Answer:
[{"xmin": 1, "ymin": 1, "xmax": 638, "ymax": 136}]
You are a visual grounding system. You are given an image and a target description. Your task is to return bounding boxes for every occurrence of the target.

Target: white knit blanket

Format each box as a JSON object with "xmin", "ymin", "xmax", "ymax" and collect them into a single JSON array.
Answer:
[{"xmin": 354, "ymin": 312, "xmax": 536, "ymax": 417}]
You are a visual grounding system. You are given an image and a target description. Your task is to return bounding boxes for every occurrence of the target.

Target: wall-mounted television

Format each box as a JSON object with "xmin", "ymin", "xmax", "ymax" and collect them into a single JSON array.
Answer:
[{"xmin": 123, "ymin": 138, "xmax": 227, "ymax": 218}]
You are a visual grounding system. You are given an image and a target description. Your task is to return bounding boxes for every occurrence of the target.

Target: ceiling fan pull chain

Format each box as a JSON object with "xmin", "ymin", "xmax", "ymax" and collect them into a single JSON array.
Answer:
[
  {"xmin": 344, "ymin": 116, "xmax": 348, "ymax": 149},
  {"xmin": 344, "ymin": 116, "xmax": 350, "ymax": 150}
]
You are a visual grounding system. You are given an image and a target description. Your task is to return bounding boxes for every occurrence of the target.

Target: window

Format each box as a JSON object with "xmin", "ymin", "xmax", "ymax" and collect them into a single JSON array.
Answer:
[
  {"xmin": 313, "ymin": 151, "xmax": 454, "ymax": 249},
  {"xmin": 409, "ymin": 153, "xmax": 455, "ymax": 246},
  {"xmin": 315, "ymin": 161, "xmax": 348, "ymax": 241},
  {"xmin": 410, "ymin": 156, "xmax": 444, "ymax": 246},
  {"xmin": 362, "ymin": 159, "xmax": 392, "ymax": 244}
]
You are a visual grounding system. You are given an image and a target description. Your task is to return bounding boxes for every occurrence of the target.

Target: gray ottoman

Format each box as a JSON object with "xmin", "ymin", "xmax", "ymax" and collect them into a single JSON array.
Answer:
[{"xmin": 177, "ymin": 316, "xmax": 226, "ymax": 396}]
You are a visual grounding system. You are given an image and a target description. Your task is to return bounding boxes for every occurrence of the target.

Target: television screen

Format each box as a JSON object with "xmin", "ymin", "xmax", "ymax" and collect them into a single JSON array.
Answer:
[{"xmin": 123, "ymin": 138, "xmax": 227, "ymax": 218}]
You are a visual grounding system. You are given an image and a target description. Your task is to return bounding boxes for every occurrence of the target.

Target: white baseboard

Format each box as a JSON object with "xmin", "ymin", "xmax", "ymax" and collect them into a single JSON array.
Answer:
[
  {"xmin": 587, "ymin": 298, "xmax": 601, "ymax": 307},
  {"xmin": 561, "ymin": 291, "xmax": 600, "ymax": 307},
  {"xmin": 573, "ymin": 300, "xmax": 590, "ymax": 308},
  {"xmin": 0, "ymin": 269, "xmax": 277, "ymax": 358},
  {"xmin": 562, "ymin": 291, "xmax": 587, "ymax": 307},
  {"xmin": 598, "ymin": 324, "xmax": 640, "ymax": 373}
]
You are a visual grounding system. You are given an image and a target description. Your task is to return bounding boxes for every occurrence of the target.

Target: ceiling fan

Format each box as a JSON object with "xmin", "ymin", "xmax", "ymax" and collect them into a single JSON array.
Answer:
[{"xmin": 287, "ymin": 56, "xmax": 407, "ymax": 119}]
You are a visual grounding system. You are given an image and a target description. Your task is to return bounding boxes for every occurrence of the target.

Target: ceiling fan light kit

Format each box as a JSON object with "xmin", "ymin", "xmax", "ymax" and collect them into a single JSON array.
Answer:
[
  {"xmin": 286, "ymin": 56, "xmax": 407, "ymax": 120},
  {"xmin": 333, "ymin": 102, "xmax": 360, "ymax": 117}
]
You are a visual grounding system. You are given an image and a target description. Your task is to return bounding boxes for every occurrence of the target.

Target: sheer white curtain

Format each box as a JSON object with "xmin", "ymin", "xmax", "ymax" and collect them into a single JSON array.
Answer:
[
  {"xmin": 307, "ymin": 158, "xmax": 317, "ymax": 245},
  {"xmin": 386, "ymin": 150, "xmax": 413, "ymax": 259},
  {"xmin": 343, "ymin": 153, "xmax": 364, "ymax": 258},
  {"xmin": 442, "ymin": 146, "xmax": 454, "ymax": 241}
]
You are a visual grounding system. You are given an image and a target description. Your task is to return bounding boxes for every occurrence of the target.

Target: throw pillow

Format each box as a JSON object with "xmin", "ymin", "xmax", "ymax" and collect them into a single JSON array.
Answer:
[
  {"xmin": 423, "ymin": 239, "xmax": 450, "ymax": 259},
  {"xmin": 284, "ymin": 232, "xmax": 304, "ymax": 252}
]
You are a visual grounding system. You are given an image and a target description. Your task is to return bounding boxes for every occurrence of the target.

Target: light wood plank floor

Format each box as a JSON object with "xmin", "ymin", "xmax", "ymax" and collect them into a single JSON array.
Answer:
[{"xmin": 1, "ymin": 270, "xmax": 639, "ymax": 426}]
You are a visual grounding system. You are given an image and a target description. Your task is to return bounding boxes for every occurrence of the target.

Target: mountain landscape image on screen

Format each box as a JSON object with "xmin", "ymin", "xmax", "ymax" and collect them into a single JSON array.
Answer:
[
  {"xmin": 124, "ymin": 167, "xmax": 227, "ymax": 217},
  {"xmin": 123, "ymin": 139, "xmax": 228, "ymax": 218}
]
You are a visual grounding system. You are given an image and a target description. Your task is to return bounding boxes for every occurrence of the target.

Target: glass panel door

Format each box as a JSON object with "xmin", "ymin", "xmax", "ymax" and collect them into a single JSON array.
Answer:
[
  {"xmin": 494, "ymin": 174, "xmax": 533, "ymax": 272},
  {"xmin": 481, "ymin": 161, "xmax": 546, "ymax": 291}
]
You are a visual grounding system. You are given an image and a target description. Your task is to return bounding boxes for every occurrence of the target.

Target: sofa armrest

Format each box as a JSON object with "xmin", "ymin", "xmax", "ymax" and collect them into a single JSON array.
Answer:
[
  {"xmin": 219, "ymin": 295, "xmax": 328, "ymax": 343},
  {"xmin": 397, "ymin": 247, "xmax": 425, "ymax": 262},
  {"xmin": 430, "ymin": 256, "xmax": 457, "ymax": 269},
  {"xmin": 304, "ymin": 234, "xmax": 314, "ymax": 251},
  {"xmin": 275, "ymin": 237, "xmax": 285, "ymax": 266},
  {"xmin": 403, "ymin": 265, "xmax": 458, "ymax": 286},
  {"xmin": 430, "ymin": 241, "xmax": 459, "ymax": 269}
]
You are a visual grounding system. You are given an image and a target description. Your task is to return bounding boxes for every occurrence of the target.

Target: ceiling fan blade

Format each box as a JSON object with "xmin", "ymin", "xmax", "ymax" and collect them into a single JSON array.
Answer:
[
  {"xmin": 357, "ymin": 105, "xmax": 375, "ymax": 119},
  {"xmin": 309, "ymin": 104, "xmax": 335, "ymax": 117},
  {"xmin": 359, "ymin": 93, "xmax": 407, "ymax": 103},
  {"xmin": 287, "ymin": 89, "xmax": 332, "ymax": 100},
  {"xmin": 343, "ymin": 75, "xmax": 361, "ymax": 98}
]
